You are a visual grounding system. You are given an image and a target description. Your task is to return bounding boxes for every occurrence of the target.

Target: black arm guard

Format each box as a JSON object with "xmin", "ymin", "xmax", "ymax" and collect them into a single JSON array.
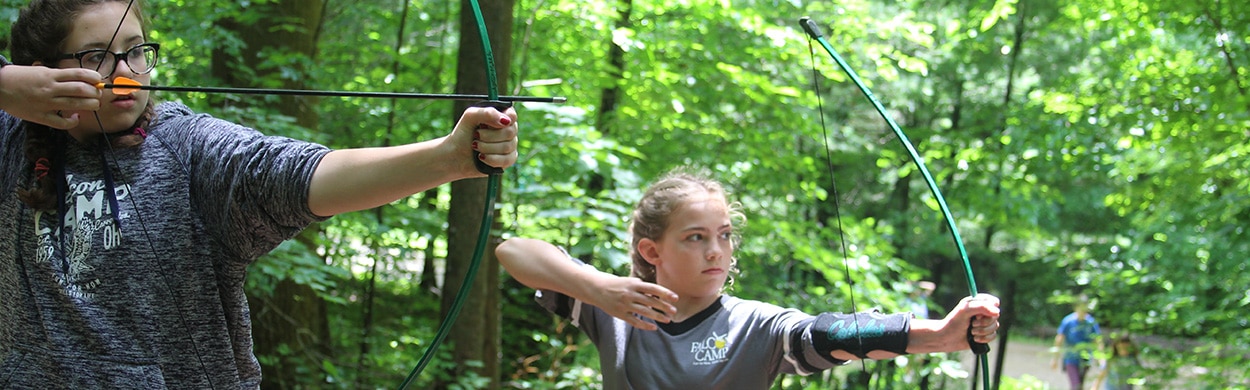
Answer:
[{"xmin": 811, "ymin": 311, "xmax": 910, "ymax": 359}]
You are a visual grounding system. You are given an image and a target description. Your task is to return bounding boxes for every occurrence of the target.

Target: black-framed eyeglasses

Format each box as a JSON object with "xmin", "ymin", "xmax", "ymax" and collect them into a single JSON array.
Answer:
[{"xmin": 56, "ymin": 43, "xmax": 160, "ymax": 78}]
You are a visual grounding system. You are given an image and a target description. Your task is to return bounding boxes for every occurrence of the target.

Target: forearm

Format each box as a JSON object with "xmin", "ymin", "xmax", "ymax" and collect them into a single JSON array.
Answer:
[
  {"xmin": 905, "ymin": 318, "xmax": 965, "ymax": 354},
  {"xmin": 901, "ymin": 295, "xmax": 1000, "ymax": 356},
  {"xmin": 307, "ymin": 137, "xmax": 477, "ymax": 216},
  {"xmin": 1052, "ymin": 335, "xmax": 1064, "ymax": 361},
  {"xmin": 496, "ymin": 238, "xmax": 610, "ymax": 300}
]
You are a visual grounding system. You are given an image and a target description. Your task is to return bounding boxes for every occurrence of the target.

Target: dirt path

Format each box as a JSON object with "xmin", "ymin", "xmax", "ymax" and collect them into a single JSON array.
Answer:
[{"xmin": 960, "ymin": 338, "xmax": 1074, "ymax": 389}]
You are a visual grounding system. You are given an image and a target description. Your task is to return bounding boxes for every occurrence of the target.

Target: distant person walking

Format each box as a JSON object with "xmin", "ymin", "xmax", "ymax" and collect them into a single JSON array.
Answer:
[
  {"xmin": 1051, "ymin": 298, "xmax": 1102, "ymax": 390},
  {"xmin": 1092, "ymin": 333, "xmax": 1141, "ymax": 390},
  {"xmin": 904, "ymin": 281, "xmax": 937, "ymax": 319}
]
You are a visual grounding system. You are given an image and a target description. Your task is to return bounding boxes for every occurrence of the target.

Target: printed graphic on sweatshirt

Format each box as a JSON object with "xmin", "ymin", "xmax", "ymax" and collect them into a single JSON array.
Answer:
[
  {"xmin": 690, "ymin": 331, "xmax": 731, "ymax": 365},
  {"xmin": 33, "ymin": 173, "xmax": 130, "ymax": 301}
]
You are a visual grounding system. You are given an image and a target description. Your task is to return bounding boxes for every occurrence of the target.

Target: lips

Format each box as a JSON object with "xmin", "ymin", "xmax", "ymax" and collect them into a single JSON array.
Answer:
[
  {"xmin": 702, "ymin": 268, "xmax": 724, "ymax": 275},
  {"xmin": 110, "ymin": 95, "xmax": 136, "ymax": 109}
]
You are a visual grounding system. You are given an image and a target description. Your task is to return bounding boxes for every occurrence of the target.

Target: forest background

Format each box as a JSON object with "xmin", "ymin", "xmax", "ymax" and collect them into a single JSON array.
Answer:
[{"xmin": 2, "ymin": 0, "xmax": 1246, "ymax": 388}]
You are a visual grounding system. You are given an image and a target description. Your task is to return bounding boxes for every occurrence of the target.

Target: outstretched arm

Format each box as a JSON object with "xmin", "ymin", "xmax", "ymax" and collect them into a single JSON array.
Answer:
[
  {"xmin": 903, "ymin": 294, "xmax": 1000, "ymax": 354},
  {"xmin": 307, "ymin": 106, "xmax": 518, "ymax": 216},
  {"xmin": 496, "ymin": 237, "xmax": 678, "ymax": 331},
  {"xmin": 822, "ymin": 294, "xmax": 1001, "ymax": 361}
]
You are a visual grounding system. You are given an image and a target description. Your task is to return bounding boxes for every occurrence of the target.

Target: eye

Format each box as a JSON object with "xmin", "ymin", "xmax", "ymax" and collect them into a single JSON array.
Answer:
[
  {"xmin": 685, "ymin": 233, "xmax": 704, "ymax": 242},
  {"xmin": 719, "ymin": 231, "xmax": 733, "ymax": 240},
  {"xmin": 81, "ymin": 51, "xmax": 108, "ymax": 65},
  {"xmin": 127, "ymin": 47, "xmax": 146, "ymax": 61}
]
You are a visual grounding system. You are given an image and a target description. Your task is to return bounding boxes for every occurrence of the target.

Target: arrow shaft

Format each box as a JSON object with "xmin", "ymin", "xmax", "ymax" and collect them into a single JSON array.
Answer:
[{"xmin": 100, "ymin": 83, "xmax": 565, "ymax": 103}]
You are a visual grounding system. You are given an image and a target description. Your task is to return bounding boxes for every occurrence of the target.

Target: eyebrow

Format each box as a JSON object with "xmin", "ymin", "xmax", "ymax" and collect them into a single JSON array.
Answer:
[
  {"xmin": 74, "ymin": 35, "xmax": 145, "ymax": 51},
  {"xmin": 678, "ymin": 223, "xmax": 732, "ymax": 235}
]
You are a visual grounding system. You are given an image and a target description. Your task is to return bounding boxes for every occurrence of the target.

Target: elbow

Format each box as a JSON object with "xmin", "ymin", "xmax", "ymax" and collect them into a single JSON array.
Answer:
[
  {"xmin": 495, "ymin": 238, "xmax": 519, "ymax": 267},
  {"xmin": 495, "ymin": 237, "xmax": 533, "ymax": 269}
]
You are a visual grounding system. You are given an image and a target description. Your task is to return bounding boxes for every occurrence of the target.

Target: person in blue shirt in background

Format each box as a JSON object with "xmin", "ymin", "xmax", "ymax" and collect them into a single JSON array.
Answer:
[{"xmin": 1051, "ymin": 297, "xmax": 1102, "ymax": 390}]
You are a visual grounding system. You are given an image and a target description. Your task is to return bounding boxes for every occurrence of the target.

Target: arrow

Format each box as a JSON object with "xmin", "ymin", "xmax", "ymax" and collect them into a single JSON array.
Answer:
[{"xmin": 96, "ymin": 76, "xmax": 565, "ymax": 103}]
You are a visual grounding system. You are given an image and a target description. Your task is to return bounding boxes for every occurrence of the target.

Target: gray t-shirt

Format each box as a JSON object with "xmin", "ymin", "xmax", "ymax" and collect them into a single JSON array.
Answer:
[
  {"xmin": 0, "ymin": 102, "xmax": 330, "ymax": 389},
  {"xmin": 536, "ymin": 261, "xmax": 846, "ymax": 390}
]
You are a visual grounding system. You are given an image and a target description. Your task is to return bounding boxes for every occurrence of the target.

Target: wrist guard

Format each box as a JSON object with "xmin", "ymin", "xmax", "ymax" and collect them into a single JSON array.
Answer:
[{"xmin": 811, "ymin": 311, "xmax": 910, "ymax": 359}]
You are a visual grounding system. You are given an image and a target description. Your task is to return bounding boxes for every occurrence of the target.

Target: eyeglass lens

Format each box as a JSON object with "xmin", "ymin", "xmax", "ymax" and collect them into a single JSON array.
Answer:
[{"xmin": 81, "ymin": 45, "xmax": 157, "ymax": 76}]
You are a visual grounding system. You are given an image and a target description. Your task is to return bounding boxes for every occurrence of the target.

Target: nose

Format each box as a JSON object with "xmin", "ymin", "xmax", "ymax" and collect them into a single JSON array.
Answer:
[
  {"xmin": 113, "ymin": 57, "xmax": 139, "ymax": 78},
  {"xmin": 705, "ymin": 237, "xmax": 727, "ymax": 261}
]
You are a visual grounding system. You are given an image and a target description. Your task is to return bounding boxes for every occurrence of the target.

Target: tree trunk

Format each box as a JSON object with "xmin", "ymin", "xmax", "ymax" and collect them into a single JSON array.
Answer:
[
  {"xmin": 212, "ymin": 0, "xmax": 328, "ymax": 388},
  {"xmin": 441, "ymin": 1, "xmax": 514, "ymax": 388}
]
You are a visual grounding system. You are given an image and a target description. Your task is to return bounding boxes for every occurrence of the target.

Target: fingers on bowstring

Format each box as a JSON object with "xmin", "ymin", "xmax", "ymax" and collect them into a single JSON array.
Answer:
[
  {"xmin": 56, "ymin": 67, "xmax": 104, "ymax": 83},
  {"xmin": 47, "ymin": 111, "xmax": 81, "ymax": 130},
  {"xmin": 58, "ymin": 95, "xmax": 102, "ymax": 112}
]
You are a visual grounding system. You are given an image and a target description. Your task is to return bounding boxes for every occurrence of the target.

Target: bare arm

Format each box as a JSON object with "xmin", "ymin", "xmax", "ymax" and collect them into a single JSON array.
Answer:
[
  {"xmin": 495, "ymin": 237, "xmax": 678, "ymax": 331},
  {"xmin": 905, "ymin": 294, "xmax": 1000, "ymax": 354},
  {"xmin": 1052, "ymin": 333, "xmax": 1066, "ymax": 369},
  {"xmin": 828, "ymin": 294, "xmax": 1001, "ymax": 361},
  {"xmin": 307, "ymin": 106, "xmax": 517, "ymax": 216}
]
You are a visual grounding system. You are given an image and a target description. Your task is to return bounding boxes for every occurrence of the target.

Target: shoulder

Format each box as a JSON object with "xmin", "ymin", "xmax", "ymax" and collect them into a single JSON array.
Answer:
[
  {"xmin": 155, "ymin": 101, "xmax": 195, "ymax": 118},
  {"xmin": 721, "ymin": 295, "xmax": 809, "ymax": 321},
  {"xmin": 153, "ymin": 102, "xmax": 235, "ymax": 129},
  {"xmin": 148, "ymin": 102, "xmax": 266, "ymax": 144},
  {"xmin": 1057, "ymin": 313, "xmax": 1077, "ymax": 329}
]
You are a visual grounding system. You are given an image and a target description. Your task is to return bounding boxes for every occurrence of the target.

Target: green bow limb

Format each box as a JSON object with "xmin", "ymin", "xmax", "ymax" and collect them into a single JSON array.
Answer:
[
  {"xmin": 799, "ymin": 17, "xmax": 992, "ymax": 390},
  {"xmin": 396, "ymin": 0, "xmax": 506, "ymax": 388}
]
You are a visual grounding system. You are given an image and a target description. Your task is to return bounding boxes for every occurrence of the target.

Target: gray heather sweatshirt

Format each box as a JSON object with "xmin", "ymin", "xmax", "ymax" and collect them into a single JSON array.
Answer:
[{"xmin": 0, "ymin": 102, "xmax": 330, "ymax": 389}]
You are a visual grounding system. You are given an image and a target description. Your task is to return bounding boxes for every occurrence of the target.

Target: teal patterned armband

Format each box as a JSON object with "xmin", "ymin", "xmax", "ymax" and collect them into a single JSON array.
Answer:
[{"xmin": 811, "ymin": 311, "xmax": 910, "ymax": 359}]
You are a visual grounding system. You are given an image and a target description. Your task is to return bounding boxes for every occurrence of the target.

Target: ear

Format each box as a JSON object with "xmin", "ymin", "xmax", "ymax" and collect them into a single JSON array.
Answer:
[{"xmin": 637, "ymin": 237, "xmax": 662, "ymax": 266}]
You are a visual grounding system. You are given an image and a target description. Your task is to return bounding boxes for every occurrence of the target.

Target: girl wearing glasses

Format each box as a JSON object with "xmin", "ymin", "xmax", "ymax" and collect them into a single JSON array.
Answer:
[{"xmin": 0, "ymin": 0, "xmax": 518, "ymax": 388}]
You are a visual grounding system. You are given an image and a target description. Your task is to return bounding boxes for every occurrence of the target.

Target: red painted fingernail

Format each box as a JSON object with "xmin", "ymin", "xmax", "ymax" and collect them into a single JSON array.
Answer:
[
  {"xmin": 500, "ymin": 116, "xmax": 512, "ymax": 126},
  {"xmin": 473, "ymin": 132, "xmax": 480, "ymax": 140},
  {"xmin": 471, "ymin": 141, "xmax": 478, "ymax": 150},
  {"xmin": 478, "ymin": 154, "xmax": 486, "ymax": 160}
]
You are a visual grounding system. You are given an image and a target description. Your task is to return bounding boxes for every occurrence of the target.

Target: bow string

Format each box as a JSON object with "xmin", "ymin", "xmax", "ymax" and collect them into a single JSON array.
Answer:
[{"xmin": 798, "ymin": 17, "xmax": 992, "ymax": 390}]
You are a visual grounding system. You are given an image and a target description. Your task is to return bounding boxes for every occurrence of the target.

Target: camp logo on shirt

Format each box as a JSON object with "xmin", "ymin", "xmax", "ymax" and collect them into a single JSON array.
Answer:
[
  {"xmin": 689, "ymin": 331, "xmax": 731, "ymax": 365},
  {"xmin": 32, "ymin": 174, "xmax": 130, "ymax": 301}
]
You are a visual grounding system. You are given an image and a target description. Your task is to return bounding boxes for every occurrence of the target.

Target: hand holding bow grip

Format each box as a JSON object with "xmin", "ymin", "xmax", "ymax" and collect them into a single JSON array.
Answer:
[
  {"xmin": 472, "ymin": 100, "xmax": 514, "ymax": 175},
  {"xmin": 968, "ymin": 322, "xmax": 990, "ymax": 355}
]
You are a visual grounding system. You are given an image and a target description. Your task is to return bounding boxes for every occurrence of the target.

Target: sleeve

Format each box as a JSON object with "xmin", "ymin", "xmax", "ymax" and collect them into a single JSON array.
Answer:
[
  {"xmin": 733, "ymin": 301, "xmax": 850, "ymax": 376},
  {"xmin": 150, "ymin": 103, "xmax": 331, "ymax": 261},
  {"xmin": 1, "ymin": 112, "xmax": 22, "ymax": 194},
  {"xmin": 778, "ymin": 312, "xmax": 849, "ymax": 375}
]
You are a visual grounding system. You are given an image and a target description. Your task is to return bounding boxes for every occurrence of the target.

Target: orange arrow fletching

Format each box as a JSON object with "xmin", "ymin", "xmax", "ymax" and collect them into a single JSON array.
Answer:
[{"xmin": 104, "ymin": 77, "xmax": 142, "ymax": 95}]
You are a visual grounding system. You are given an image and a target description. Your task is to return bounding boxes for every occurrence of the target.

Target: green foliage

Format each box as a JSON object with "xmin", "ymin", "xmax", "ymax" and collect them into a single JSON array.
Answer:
[{"xmin": 5, "ymin": 0, "xmax": 1242, "ymax": 387}]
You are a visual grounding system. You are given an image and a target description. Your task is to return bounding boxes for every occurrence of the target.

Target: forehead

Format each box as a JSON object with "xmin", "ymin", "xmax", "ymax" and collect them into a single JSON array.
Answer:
[
  {"xmin": 64, "ymin": 2, "xmax": 144, "ymax": 50},
  {"xmin": 667, "ymin": 194, "xmax": 730, "ymax": 225}
]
